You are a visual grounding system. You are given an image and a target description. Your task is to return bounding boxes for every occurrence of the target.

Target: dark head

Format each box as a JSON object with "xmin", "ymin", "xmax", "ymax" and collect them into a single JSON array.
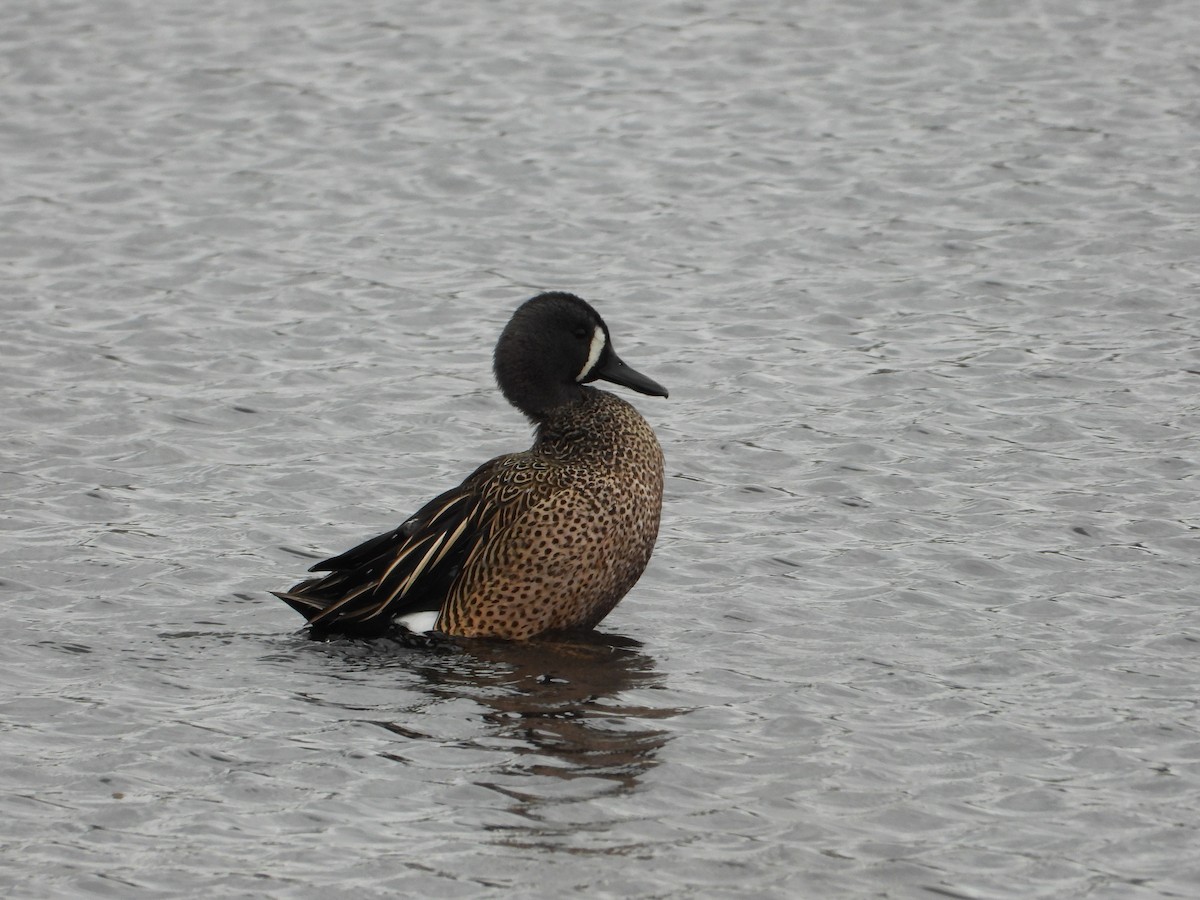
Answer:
[{"xmin": 493, "ymin": 292, "xmax": 668, "ymax": 420}]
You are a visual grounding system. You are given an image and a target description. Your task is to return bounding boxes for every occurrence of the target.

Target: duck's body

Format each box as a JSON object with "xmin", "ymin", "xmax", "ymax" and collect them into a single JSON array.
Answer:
[{"xmin": 274, "ymin": 292, "xmax": 667, "ymax": 640}]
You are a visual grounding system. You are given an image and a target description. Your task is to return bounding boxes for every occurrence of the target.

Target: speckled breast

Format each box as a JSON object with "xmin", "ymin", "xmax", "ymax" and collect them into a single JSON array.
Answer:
[{"xmin": 440, "ymin": 390, "xmax": 664, "ymax": 639}]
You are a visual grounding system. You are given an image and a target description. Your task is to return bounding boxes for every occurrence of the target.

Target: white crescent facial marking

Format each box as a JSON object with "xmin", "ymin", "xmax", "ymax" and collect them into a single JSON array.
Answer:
[{"xmin": 576, "ymin": 326, "xmax": 606, "ymax": 382}]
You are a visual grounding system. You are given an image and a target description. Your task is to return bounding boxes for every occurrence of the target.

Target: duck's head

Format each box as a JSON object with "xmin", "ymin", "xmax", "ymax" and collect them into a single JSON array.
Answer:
[{"xmin": 494, "ymin": 292, "xmax": 669, "ymax": 420}]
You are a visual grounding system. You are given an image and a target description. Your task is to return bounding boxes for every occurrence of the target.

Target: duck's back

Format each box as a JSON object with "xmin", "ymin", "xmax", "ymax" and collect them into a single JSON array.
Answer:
[{"xmin": 440, "ymin": 388, "xmax": 664, "ymax": 638}]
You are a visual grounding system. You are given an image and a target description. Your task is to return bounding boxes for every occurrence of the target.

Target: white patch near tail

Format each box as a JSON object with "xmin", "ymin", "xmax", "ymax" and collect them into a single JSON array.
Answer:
[
  {"xmin": 396, "ymin": 610, "xmax": 440, "ymax": 634},
  {"xmin": 576, "ymin": 326, "xmax": 606, "ymax": 382}
]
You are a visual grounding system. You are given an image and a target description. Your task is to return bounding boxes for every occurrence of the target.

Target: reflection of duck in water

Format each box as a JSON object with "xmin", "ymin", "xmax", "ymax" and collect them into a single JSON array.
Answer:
[
  {"xmin": 276, "ymin": 293, "xmax": 668, "ymax": 640},
  {"xmin": 374, "ymin": 633, "xmax": 679, "ymax": 792}
]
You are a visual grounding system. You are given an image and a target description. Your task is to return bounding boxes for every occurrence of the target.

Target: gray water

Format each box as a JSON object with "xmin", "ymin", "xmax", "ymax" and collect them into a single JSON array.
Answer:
[{"xmin": 3, "ymin": 1, "xmax": 1198, "ymax": 897}]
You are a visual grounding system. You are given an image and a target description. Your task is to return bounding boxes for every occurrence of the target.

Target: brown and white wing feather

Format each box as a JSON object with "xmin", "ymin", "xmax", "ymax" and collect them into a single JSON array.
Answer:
[{"xmin": 273, "ymin": 456, "xmax": 559, "ymax": 633}]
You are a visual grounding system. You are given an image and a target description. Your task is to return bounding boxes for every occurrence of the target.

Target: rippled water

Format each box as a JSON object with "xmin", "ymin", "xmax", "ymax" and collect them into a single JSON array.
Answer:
[{"xmin": 3, "ymin": 0, "xmax": 1199, "ymax": 897}]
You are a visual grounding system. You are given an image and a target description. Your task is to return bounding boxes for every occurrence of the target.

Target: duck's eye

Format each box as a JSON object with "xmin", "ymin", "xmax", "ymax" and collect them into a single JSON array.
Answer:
[{"xmin": 573, "ymin": 326, "xmax": 589, "ymax": 340}]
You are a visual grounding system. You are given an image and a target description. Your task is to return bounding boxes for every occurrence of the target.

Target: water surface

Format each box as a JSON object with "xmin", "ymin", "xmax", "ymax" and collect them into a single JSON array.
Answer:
[{"xmin": 3, "ymin": 1, "xmax": 1198, "ymax": 897}]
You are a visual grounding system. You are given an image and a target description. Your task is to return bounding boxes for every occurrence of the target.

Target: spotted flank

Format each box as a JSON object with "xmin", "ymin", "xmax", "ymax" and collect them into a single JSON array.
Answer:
[{"xmin": 274, "ymin": 291, "xmax": 668, "ymax": 640}]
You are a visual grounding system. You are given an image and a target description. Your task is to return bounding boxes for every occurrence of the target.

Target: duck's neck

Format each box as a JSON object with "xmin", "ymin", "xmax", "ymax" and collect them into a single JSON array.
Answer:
[{"xmin": 533, "ymin": 388, "xmax": 636, "ymax": 459}]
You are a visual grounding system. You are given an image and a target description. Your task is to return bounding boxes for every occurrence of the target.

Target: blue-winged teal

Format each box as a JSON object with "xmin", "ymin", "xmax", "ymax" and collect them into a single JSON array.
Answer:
[{"xmin": 275, "ymin": 292, "xmax": 668, "ymax": 640}]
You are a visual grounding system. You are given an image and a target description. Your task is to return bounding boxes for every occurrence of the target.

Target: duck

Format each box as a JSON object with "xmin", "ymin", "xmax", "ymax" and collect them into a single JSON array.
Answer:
[{"xmin": 274, "ymin": 291, "xmax": 668, "ymax": 640}]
